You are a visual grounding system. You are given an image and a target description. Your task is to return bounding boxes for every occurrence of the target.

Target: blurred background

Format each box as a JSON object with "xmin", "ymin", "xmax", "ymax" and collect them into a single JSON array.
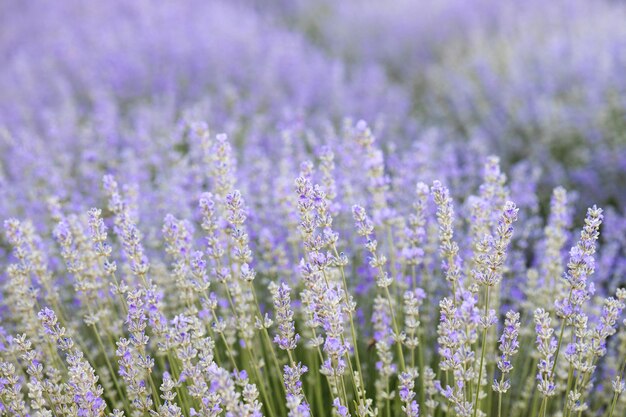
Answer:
[{"xmin": 1, "ymin": 0, "xmax": 625, "ymax": 228}]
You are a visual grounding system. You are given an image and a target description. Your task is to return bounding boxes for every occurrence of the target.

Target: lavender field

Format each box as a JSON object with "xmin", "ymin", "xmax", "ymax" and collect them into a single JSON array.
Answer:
[{"xmin": 2, "ymin": 1, "xmax": 626, "ymax": 416}]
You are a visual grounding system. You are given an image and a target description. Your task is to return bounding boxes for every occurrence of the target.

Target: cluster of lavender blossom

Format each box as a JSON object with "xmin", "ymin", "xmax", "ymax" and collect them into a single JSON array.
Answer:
[
  {"xmin": 2, "ymin": 121, "xmax": 626, "ymax": 417},
  {"xmin": 2, "ymin": 1, "xmax": 626, "ymax": 417}
]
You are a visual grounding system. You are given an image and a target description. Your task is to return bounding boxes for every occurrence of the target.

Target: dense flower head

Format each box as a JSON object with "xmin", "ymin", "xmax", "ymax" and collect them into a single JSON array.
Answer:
[
  {"xmin": 493, "ymin": 311, "xmax": 520, "ymax": 394},
  {"xmin": 534, "ymin": 308, "xmax": 558, "ymax": 397},
  {"xmin": 271, "ymin": 282, "xmax": 300, "ymax": 351}
]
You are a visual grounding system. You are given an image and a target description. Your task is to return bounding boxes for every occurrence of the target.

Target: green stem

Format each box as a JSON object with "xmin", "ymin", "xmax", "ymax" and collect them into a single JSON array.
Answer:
[
  {"xmin": 608, "ymin": 389, "xmax": 620, "ymax": 417},
  {"xmin": 247, "ymin": 345, "xmax": 278, "ymax": 417},
  {"xmin": 473, "ymin": 286, "xmax": 491, "ymax": 417},
  {"xmin": 93, "ymin": 324, "xmax": 127, "ymax": 411},
  {"xmin": 550, "ymin": 290, "xmax": 573, "ymax": 380},
  {"xmin": 538, "ymin": 397, "xmax": 547, "ymax": 417},
  {"xmin": 384, "ymin": 285, "xmax": 406, "ymax": 372},
  {"xmin": 333, "ymin": 244, "xmax": 368, "ymax": 406},
  {"xmin": 418, "ymin": 334, "xmax": 426, "ymax": 408}
]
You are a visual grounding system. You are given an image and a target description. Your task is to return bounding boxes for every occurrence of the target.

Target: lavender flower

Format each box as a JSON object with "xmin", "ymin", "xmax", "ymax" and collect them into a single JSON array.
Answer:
[
  {"xmin": 493, "ymin": 311, "xmax": 520, "ymax": 394},
  {"xmin": 534, "ymin": 308, "xmax": 557, "ymax": 397},
  {"xmin": 474, "ymin": 201, "xmax": 519, "ymax": 288},
  {"xmin": 431, "ymin": 181, "xmax": 461, "ymax": 294},
  {"xmin": 352, "ymin": 205, "xmax": 391, "ymax": 288},
  {"xmin": 117, "ymin": 290, "xmax": 156, "ymax": 413},
  {"xmin": 271, "ymin": 282, "xmax": 300, "ymax": 351},
  {"xmin": 284, "ymin": 363, "xmax": 310, "ymax": 417},
  {"xmin": 555, "ymin": 206, "xmax": 604, "ymax": 321},
  {"xmin": 399, "ymin": 368, "xmax": 420, "ymax": 417}
]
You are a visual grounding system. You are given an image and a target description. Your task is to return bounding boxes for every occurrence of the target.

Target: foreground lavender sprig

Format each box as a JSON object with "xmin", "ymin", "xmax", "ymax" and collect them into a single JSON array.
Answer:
[
  {"xmin": 534, "ymin": 309, "xmax": 557, "ymax": 400},
  {"xmin": 472, "ymin": 201, "xmax": 518, "ymax": 417},
  {"xmin": 353, "ymin": 204, "xmax": 406, "ymax": 374},
  {"xmin": 399, "ymin": 369, "xmax": 420, "ymax": 417},
  {"xmin": 284, "ymin": 363, "xmax": 310, "ymax": 417},
  {"xmin": 271, "ymin": 282, "xmax": 300, "ymax": 353},
  {"xmin": 39, "ymin": 307, "xmax": 107, "ymax": 417},
  {"xmin": 493, "ymin": 311, "xmax": 520, "ymax": 417}
]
